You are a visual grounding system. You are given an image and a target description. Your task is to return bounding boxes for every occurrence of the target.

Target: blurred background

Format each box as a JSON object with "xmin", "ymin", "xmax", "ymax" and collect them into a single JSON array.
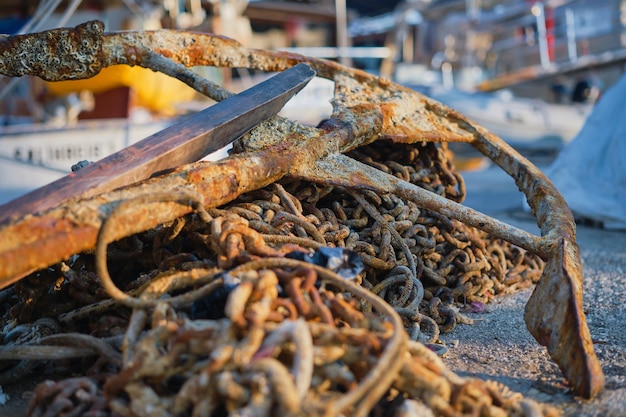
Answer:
[{"xmin": 0, "ymin": 1, "xmax": 624, "ymax": 227}]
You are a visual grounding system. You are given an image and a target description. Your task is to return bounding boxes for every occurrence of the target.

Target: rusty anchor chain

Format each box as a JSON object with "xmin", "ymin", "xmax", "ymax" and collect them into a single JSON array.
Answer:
[{"xmin": 0, "ymin": 21, "xmax": 604, "ymax": 399}]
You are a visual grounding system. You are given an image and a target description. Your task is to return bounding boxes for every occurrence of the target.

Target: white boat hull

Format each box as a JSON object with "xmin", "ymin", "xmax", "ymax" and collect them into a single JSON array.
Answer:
[
  {"xmin": 0, "ymin": 119, "xmax": 168, "ymax": 205},
  {"xmin": 427, "ymin": 87, "xmax": 593, "ymax": 149}
]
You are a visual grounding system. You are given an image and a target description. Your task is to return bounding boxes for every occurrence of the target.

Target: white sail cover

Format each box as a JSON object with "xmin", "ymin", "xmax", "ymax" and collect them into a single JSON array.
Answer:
[{"xmin": 546, "ymin": 73, "xmax": 626, "ymax": 229}]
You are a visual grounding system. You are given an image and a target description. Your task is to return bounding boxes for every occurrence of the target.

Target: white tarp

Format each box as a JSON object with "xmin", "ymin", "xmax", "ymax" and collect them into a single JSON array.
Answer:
[{"xmin": 546, "ymin": 73, "xmax": 626, "ymax": 230}]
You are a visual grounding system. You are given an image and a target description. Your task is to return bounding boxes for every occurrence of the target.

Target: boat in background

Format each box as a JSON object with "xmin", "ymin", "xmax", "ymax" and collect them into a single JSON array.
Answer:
[
  {"xmin": 0, "ymin": 119, "xmax": 167, "ymax": 204},
  {"xmin": 348, "ymin": 0, "xmax": 623, "ymax": 149},
  {"xmin": 397, "ymin": 64, "xmax": 593, "ymax": 150},
  {"xmin": 429, "ymin": 85, "xmax": 591, "ymax": 149}
]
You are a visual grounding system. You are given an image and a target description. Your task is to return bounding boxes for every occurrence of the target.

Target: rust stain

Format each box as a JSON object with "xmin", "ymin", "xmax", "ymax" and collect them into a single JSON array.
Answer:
[{"xmin": 0, "ymin": 218, "xmax": 97, "ymax": 285}]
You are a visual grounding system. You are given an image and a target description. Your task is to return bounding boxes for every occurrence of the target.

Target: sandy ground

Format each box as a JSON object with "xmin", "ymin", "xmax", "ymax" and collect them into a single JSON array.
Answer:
[{"xmin": 1, "ymin": 158, "xmax": 624, "ymax": 416}]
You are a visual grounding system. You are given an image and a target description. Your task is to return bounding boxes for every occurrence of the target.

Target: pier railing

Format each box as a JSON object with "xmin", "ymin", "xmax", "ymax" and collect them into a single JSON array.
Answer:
[{"xmin": 453, "ymin": 0, "xmax": 626, "ymax": 90}]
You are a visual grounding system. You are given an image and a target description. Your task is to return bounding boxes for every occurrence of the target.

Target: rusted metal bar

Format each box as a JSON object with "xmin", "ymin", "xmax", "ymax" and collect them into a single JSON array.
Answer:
[
  {"xmin": 0, "ymin": 22, "xmax": 604, "ymax": 398},
  {"xmin": 0, "ymin": 64, "xmax": 314, "ymax": 222}
]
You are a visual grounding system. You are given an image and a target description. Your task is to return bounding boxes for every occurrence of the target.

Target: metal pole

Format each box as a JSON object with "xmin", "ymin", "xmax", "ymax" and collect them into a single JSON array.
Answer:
[
  {"xmin": 533, "ymin": 2, "xmax": 551, "ymax": 68},
  {"xmin": 565, "ymin": 8, "xmax": 578, "ymax": 62},
  {"xmin": 335, "ymin": 0, "xmax": 352, "ymax": 67}
]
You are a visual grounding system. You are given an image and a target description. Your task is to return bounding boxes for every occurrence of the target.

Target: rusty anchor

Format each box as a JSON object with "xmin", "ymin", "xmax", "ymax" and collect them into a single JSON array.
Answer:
[{"xmin": 0, "ymin": 21, "xmax": 604, "ymax": 398}]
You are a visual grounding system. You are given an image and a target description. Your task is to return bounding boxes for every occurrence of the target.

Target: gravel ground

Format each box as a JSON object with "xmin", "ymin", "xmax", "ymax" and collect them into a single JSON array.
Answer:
[
  {"xmin": 439, "ymin": 218, "xmax": 626, "ymax": 416},
  {"xmin": 441, "ymin": 160, "xmax": 626, "ymax": 416}
]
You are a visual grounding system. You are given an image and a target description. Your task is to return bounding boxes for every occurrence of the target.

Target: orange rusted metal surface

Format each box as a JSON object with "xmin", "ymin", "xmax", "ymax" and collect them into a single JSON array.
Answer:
[{"xmin": 0, "ymin": 21, "xmax": 604, "ymax": 398}]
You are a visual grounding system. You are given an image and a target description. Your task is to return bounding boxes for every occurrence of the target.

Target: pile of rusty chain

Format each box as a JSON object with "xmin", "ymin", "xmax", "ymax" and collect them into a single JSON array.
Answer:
[
  {"xmin": 0, "ymin": 20, "xmax": 605, "ymax": 413},
  {"xmin": 0, "ymin": 139, "xmax": 553, "ymax": 416},
  {"xmin": 0, "ymin": 186, "xmax": 557, "ymax": 417},
  {"xmin": 226, "ymin": 140, "xmax": 544, "ymax": 339}
]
